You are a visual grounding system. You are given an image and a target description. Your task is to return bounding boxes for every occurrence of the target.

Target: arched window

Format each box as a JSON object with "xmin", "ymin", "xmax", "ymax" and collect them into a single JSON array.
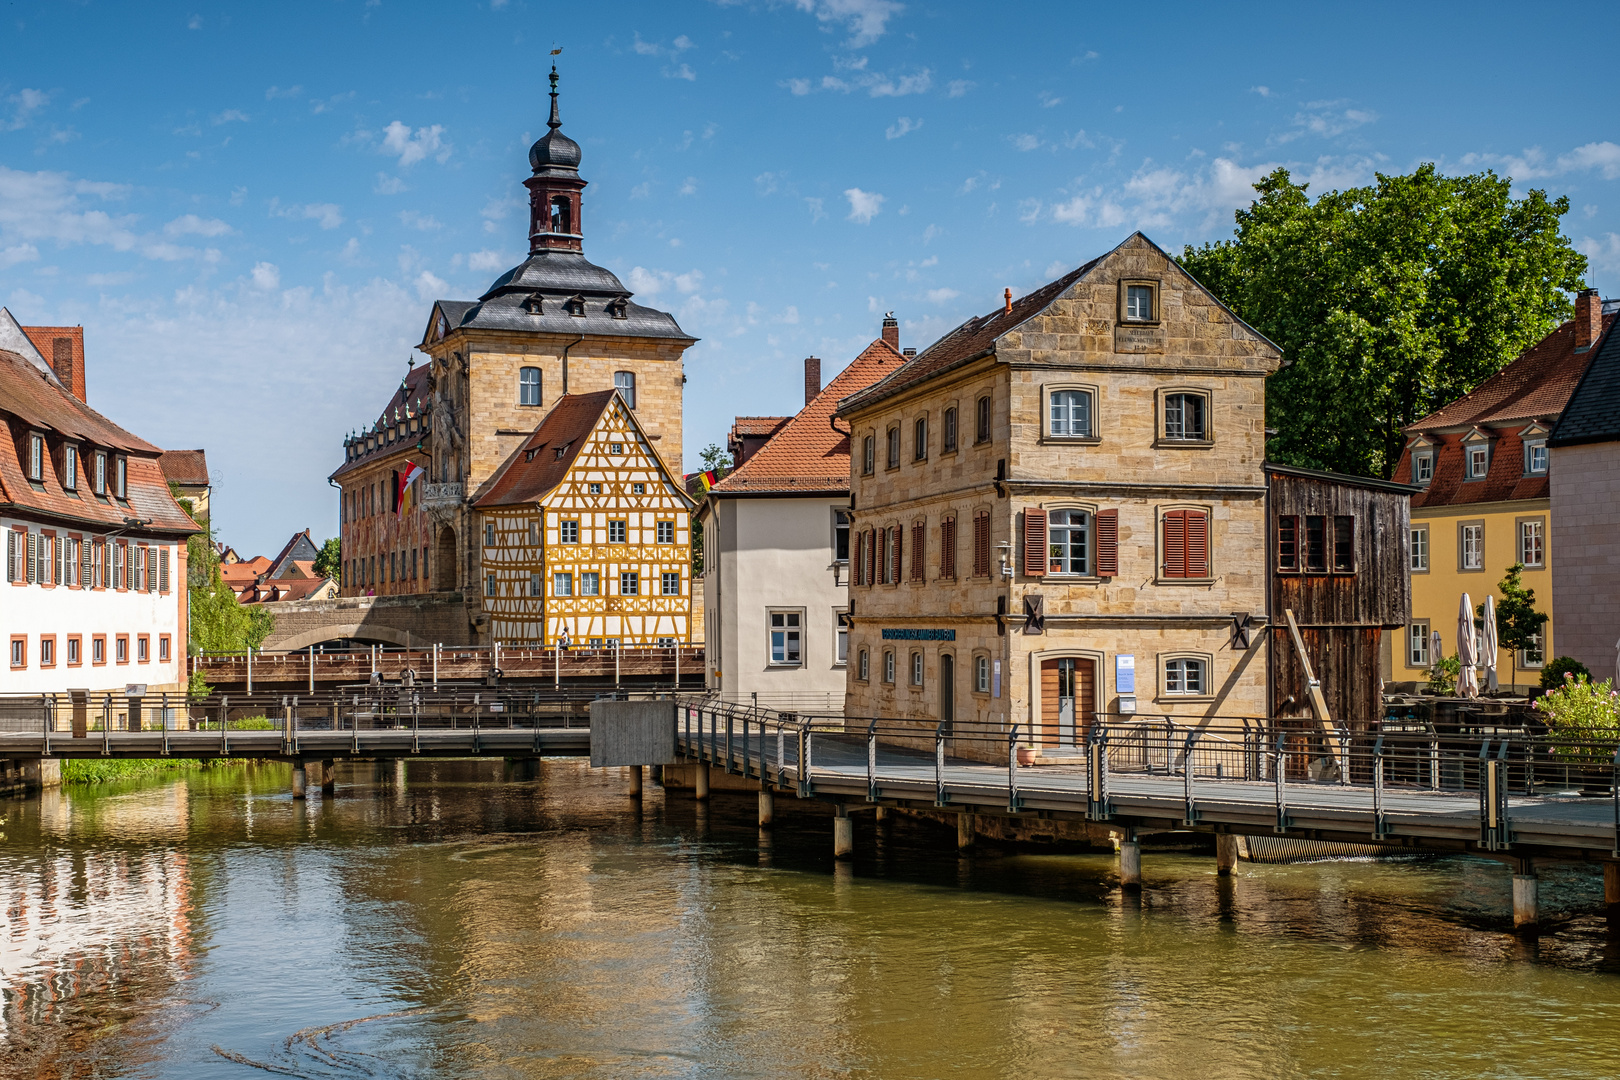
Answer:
[
  {"xmin": 614, "ymin": 371, "xmax": 636, "ymax": 408},
  {"xmin": 519, "ymin": 366, "xmax": 541, "ymax": 406},
  {"xmin": 550, "ymin": 196, "xmax": 572, "ymax": 234}
]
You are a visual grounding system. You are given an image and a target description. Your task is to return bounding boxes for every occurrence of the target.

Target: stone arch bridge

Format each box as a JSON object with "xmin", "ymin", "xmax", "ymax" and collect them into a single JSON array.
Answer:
[{"xmin": 257, "ymin": 593, "xmax": 480, "ymax": 652}]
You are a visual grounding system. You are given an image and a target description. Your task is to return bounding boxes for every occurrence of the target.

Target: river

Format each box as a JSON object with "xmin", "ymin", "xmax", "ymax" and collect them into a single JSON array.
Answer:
[{"xmin": 5, "ymin": 759, "xmax": 1620, "ymax": 1078}]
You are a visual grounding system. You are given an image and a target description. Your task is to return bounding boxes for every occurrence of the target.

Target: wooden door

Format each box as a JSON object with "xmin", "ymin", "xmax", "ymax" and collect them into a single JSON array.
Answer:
[{"xmin": 1040, "ymin": 658, "xmax": 1095, "ymax": 746}]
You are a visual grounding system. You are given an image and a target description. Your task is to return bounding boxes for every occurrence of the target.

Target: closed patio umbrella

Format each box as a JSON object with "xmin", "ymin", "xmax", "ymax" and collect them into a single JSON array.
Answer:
[
  {"xmin": 1431, "ymin": 630, "xmax": 1442, "ymax": 671},
  {"xmin": 1481, "ymin": 595, "xmax": 1499, "ymax": 694},
  {"xmin": 1457, "ymin": 593, "xmax": 1478, "ymax": 699}
]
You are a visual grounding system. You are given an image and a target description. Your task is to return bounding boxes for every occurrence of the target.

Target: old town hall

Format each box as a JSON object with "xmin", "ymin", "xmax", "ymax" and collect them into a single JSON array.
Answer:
[{"xmin": 330, "ymin": 67, "xmax": 697, "ymax": 645}]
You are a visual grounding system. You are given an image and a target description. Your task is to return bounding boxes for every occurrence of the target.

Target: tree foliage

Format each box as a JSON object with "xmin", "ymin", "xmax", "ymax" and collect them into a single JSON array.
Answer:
[
  {"xmin": 1180, "ymin": 165, "xmax": 1587, "ymax": 478},
  {"xmin": 1480, "ymin": 562, "xmax": 1548, "ymax": 660},
  {"xmin": 314, "ymin": 537, "xmax": 341, "ymax": 583},
  {"xmin": 691, "ymin": 442, "xmax": 733, "ymax": 576},
  {"xmin": 186, "ymin": 515, "xmax": 275, "ymax": 654}
]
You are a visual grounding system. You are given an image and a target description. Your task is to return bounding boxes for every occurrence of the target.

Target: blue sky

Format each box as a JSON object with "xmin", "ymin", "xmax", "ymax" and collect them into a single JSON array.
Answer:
[{"xmin": 2, "ymin": 1, "xmax": 1618, "ymax": 556}]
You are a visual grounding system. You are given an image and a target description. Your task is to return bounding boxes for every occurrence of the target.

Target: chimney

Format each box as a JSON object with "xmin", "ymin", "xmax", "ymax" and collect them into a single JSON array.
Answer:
[
  {"xmin": 50, "ymin": 337, "xmax": 78, "ymax": 400},
  {"xmin": 804, "ymin": 356, "xmax": 821, "ymax": 406},
  {"xmin": 1574, "ymin": 288, "xmax": 1603, "ymax": 353},
  {"xmin": 881, "ymin": 311, "xmax": 899, "ymax": 352},
  {"xmin": 1004, "ymin": 288, "xmax": 1012, "ymax": 315},
  {"xmin": 903, "ymin": 348, "xmax": 916, "ymax": 358}
]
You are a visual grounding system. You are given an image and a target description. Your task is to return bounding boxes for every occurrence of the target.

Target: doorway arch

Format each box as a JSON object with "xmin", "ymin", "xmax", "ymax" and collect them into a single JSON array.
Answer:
[{"xmin": 434, "ymin": 525, "xmax": 458, "ymax": 591}]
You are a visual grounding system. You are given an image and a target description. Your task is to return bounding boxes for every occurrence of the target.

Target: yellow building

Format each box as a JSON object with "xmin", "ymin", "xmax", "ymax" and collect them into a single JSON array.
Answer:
[
  {"xmin": 1390, "ymin": 290, "xmax": 1613, "ymax": 691},
  {"xmin": 472, "ymin": 389, "xmax": 695, "ymax": 646}
]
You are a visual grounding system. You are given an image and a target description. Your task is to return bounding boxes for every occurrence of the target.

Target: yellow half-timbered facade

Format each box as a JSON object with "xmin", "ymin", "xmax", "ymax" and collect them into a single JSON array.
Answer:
[{"xmin": 474, "ymin": 389, "xmax": 695, "ymax": 646}]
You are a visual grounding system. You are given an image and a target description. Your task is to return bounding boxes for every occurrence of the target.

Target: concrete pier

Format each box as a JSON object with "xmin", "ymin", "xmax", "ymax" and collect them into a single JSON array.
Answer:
[
  {"xmin": 957, "ymin": 812, "xmax": 975, "ymax": 851},
  {"xmin": 1216, "ymin": 834, "xmax": 1239, "ymax": 876},
  {"xmin": 627, "ymin": 765, "xmax": 643, "ymax": 798},
  {"xmin": 1119, "ymin": 833, "xmax": 1142, "ymax": 890},
  {"xmin": 758, "ymin": 788, "xmax": 774, "ymax": 827},
  {"xmin": 1513, "ymin": 866, "xmax": 1539, "ymax": 935},
  {"xmin": 833, "ymin": 805, "xmax": 854, "ymax": 859},
  {"xmin": 1605, "ymin": 863, "xmax": 1620, "ymax": 920},
  {"xmin": 291, "ymin": 763, "xmax": 307, "ymax": 799},
  {"xmin": 694, "ymin": 763, "xmax": 710, "ymax": 801}
]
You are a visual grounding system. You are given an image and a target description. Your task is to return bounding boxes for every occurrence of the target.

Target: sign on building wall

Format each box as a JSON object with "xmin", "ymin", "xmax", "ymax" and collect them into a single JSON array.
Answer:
[
  {"xmin": 1115, "ymin": 654, "xmax": 1135, "ymax": 694},
  {"xmin": 881, "ymin": 628, "xmax": 956, "ymax": 641},
  {"xmin": 992, "ymin": 659, "xmax": 1001, "ymax": 698}
]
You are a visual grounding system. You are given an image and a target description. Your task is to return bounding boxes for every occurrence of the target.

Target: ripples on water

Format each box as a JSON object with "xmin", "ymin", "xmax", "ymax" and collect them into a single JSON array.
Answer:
[{"xmin": 4, "ymin": 759, "xmax": 1620, "ymax": 1079}]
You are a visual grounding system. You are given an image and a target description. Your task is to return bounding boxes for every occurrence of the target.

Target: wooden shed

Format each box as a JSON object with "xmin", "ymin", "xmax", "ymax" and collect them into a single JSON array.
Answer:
[{"xmin": 1265, "ymin": 464, "xmax": 1416, "ymax": 740}]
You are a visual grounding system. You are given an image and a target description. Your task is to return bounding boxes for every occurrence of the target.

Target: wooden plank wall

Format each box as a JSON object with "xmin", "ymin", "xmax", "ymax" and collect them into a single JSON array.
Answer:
[
  {"xmin": 1268, "ymin": 473, "xmax": 1410, "ymax": 628},
  {"xmin": 1269, "ymin": 625, "xmax": 1384, "ymax": 739}
]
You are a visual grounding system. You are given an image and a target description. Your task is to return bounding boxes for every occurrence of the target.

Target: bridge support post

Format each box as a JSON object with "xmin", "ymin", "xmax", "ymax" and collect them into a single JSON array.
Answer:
[
  {"xmin": 1216, "ymin": 834, "xmax": 1239, "ymax": 876},
  {"xmin": 833, "ymin": 804, "xmax": 854, "ymax": 860},
  {"xmin": 1119, "ymin": 831, "xmax": 1142, "ymax": 890},
  {"xmin": 695, "ymin": 763, "xmax": 710, "ymax": 801},
  {"xmin": 758, "ymin": 788, "xmax": 774, "ymax": 827},
  {"xmin": 1605, "ymin": 863, "xmax": 1620, "ymax": 923},
  {"xmin": 957, "ymin": 812, "xmax": 975, "ymax": 851},
  {"xmin": 627, "ymin": 765, "xmax": 643, "ymax": 798},
  {"xmin": 1513, "ymin": 861, "xmax": 1539, "ymax": 935},
  {"xmin": 291, "ymin": 762, "xmax": 307, "ymax": 800},
  {"xmin": 321, "ymin": 758, "xmax": 336, "ymax": 797}
]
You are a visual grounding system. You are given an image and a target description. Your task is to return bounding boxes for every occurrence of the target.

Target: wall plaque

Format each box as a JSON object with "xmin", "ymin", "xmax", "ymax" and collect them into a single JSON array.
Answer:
[{"xmin": 1113, "ymin": 325, "xmax": 1166, "ymax": 354}]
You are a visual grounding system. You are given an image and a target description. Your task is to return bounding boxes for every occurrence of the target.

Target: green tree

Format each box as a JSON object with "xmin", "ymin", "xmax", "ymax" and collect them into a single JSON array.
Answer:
[
  {"xmin": 184, "ymin": 513, "xmax": 276, "ymax": 654},
  {"xmin": 1179, "ymin": 165, "xmax": 1588, "ymax": 478},
  {"xmin": 1479, "ymin": 563, "xmax": 1549, "ymax": 678},
  {"xmin": 314, "ymin": 537, "xmax": 341, "ymax": 583},
  {"xmin": 691, "ymin": 443, "xmax": 733, "ymax": 575}
]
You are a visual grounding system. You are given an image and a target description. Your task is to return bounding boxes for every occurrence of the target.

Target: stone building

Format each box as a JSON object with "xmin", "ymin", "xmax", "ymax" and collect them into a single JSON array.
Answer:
[
  {"xmin": 473, "ymin": 389, "xmax": 695, "ymax": 646},
  {"xmin": 330, "ymin": 67, "xmax": 695, "ymax": 642},
  {"xmin": 836, "ymin": 233, "xmax": 1280, "ymax": 760}
]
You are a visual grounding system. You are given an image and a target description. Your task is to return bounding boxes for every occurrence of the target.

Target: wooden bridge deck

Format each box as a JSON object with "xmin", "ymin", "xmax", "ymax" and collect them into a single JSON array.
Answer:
[{"xmin": 194, "ymin": 644, "xmax": 705, "ymax": 689}]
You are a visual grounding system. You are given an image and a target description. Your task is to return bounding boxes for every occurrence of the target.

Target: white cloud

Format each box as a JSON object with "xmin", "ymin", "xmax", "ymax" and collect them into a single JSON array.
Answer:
[
  {"xmin": 1038, "ymin": 91, "xmax": 1062, "ymax": 108},
  {"xmin": 374, "ymin": 173, "xmax": 407, "ymax": 195},
  {"xmin": 0, "ymin": 244, "xmax": 40, "ymax": 268},
  {"xmin": 885, "ymin": 116, "xmax": 921, "ymax": 140},
  {"xmin": 789, "ymin": 65, "xmax": 931, "ymax": 98},
  {"xmin": 467, "ymin": 250, "xmax": 508, "ymax": 272},
  {"xmin": 271, "ymin": 200, "xmax": 345, "ymax": 230},
  {"xmin": 163, "ymin": 214, "xmax": 232, "ymax": 237},
  {"xmin": 0, "ymin": 166, "xmax": 139, "ymax": 251},
  {"xmin": 1275, "ymin": 105, "xmax": 1377, "ymax": 144},
  {"xmin": 630, "ymin": 181, "xmax": 652, "ymax": 200},
  {"xmin": 866, "ymin": 69, "xmax": 931, "ymax": 97},
  {"xmin": 212, "ymin": 109, "xmax": 250, "ymax": 125},
  {"xmin": 250, "ymin": 262, "xmax": 280, "ymax": 290},
  {"xmin": 805, "ymin": 197, "xmax": 826, "ymax": 221},
  {"xmin": 679, "ymin": 177, "xmax": 698, "ymax": 196},
  {"xmin": 4, "ymin": 88, "xmax": 49, "ymax": 132},
  {"xmin": 1580, "ymin": 232, "xmax": 1620, "ymax": 275},
  {"xmin": 1011, "ymin": 133, "xmax": 1041, "ymax": 152},
  {"xmin": 265, "ymin": 85, "xmax": 303, "ymax": 100},
  {"xmin": 1251, "ymin": 85, "xmax": 1271, "ymax": 97},
  {"xmin": 1044, "ymin": 259, "xmax": 1069, "ymax": 278},
  {"xmin": 946, "ymin": 79, "xmax": 973, "ymax": 98},
  {"xmin": 1466, "ymin": 141, "xmax": 1620, "ymax": 182},
  {"xmin": 782, "ymin": 305, "xmax": 800, "ymax": 324},
  {"xmin": 381, "ymin": 121, "xmax": 449, "ymax": 166},
  {"xmin": 626, "ymin": 266, "xmax": 705, "ymax": 298},
  {"xmin": 845, "ymin": 187, "xmax": 885, "ymax": 224},
  {"xmin": 669, "ymin": 64, "xmax": 697, "ymax": 81},
  {"xmin": 792, "ymin": 0, "xmax": 904, "ymax": 46},
  {"xmin": 925, "ymin": 287, "xmax": 958, "ymax": 304},
  {"xmin": 1051, "ymin": 195, "xmax": 1090, "ymax": 224},
  {"xmin": 187, "ymin": 14, "xmax": 202, "ymax": 29},
  {"xmin": 399, "ymin": 210, "xmax": 442, "ymax": 231},
  {"xmin": 414, "ymin": 270, "xmax": 448, "ymax": 300},
  {"xmin": 784, "ymin": 78, "xmax": 813, "ymax": 96}
]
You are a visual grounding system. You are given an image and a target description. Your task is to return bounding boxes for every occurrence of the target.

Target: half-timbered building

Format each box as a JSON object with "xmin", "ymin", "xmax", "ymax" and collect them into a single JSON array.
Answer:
[{"xmin": 473, "ymin": 389, "xmax": 695, "ymax": 646}]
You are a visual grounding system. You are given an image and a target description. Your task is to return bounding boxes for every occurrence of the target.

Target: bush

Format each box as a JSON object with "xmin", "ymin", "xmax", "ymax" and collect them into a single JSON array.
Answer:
[
  {"xmin": 187, "ymin": 668, "xmax": 212, "ymax": 699},
  {"xmin": 1541, "ymin": 656, "xmax": 1591, "ymax": 689},
  {"xmin": 1534, "ymin": 673, "xmax": 1620, "ymax": 763},
  {"xmin": 1427, "ymin": 655, "xmax": 1461, "ymax": 695}
]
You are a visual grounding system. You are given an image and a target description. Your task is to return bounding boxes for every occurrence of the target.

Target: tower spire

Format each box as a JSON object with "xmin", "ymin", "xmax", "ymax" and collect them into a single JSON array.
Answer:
[{"xmin": 548, "ymin": 59, "xmax": 561, "ymax": 132}]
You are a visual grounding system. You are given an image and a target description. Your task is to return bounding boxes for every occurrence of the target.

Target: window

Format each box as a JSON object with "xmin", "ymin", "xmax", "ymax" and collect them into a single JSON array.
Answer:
[
  {"xmin": 136, "ymin": 635, "xmax": 149, "ymax": 663},
  {"xmin": 518, "ymin": 367, "xmax": 541, "ymax": 406},
  {"xmin": 632, "ymin": 482, "xmax": 645, "ymax": 495},
  {"xmin": 9, "ymin": 637, "xmax": 22, "ymax": 668},
  {"xmin": 115, "ymin": 635, "xmax": 128, "ymax": 663},
  {"xmin": 92, "ymin": 636, "xmax": 105, "ymax": 664},
  {"xmin": 1332, "ymin": 516, "xmax": 1355, "ymax": 573},
  {"xmin": 561, "ymin": 520, "xmax": 580, "ymax": 544},
  {"xmin": 1277, "ymin": 516, "xmax": 1298, "ymax": 572},
  {"xmin": 1519, "ymin": 518, "xmax": 1545, "ymax": 567},
  {"xmin": 1410, "ymin": 526, "xmax": 1429, "ymax": 572},
  {"xmin": 883, "ymin": 649, "xmax": 896, "ymax": 684},
  {"xmin": 657, "ymin": 520, "xmax": 675, "ymax": 544},
  {"xmin": 39, "ymin": 636, "xmax": 54, "ymax": 667},
  {"xmin": 940, "ymin": 516, "xmax": 957, "ymax": 579},
  {"xmin": 1413, "ymin": 451, "xmax": 1434, "ymax": 486},
  {"xmin": 550, "ymin": 195, "xmax": 572, "ymax": 234},
  {"xmin": 1161, "ymin": 509, "xmax": 1210, "ymax": 579},
  {"xmin": 662, "ymin": 571, "xmax": 680, "ymax": 595},
  {"xmin": 861, "ymin": 435, "xmax": 875, "ymax": 475},
  {"xmin": 975, "ymin": 655, "xmax": 990, "ymax": 693},
  {"xmin": 1466, "ymin": 444, "xmax": 1489, "ymax": 480},
  {"xmin": 834, "ymin": 511, "xmax": 850, "ymax": 563},
  {"xmin": 972, "ymin": 512, "xmax": 991, "ymax": 577},
  {"xmin": 1047, "ymin": 509, "xmax": 1091, "ymax": 575},
  {"xmin": 609, "ymin": 443, "xmax": 624, "ymax": 455},
  {"xmin": 1525, "ymin": 440, "xmax": 1548, "ymax": 476},
  {"xmin": 115, "ymin": 456, "xmax": 126, "ymax": 498},
  {"xmin": 588, "ymin": 483, "xmax": 602, "ymax": 494},
  {"xmin": 67, "ymin": 636, "xmax": 81, "ymax": 665},
  {"xmin": 63, "ymin": 446, "xmax": 77, "ymax": 491},
  {"xmin": 27, "ymin": 433, "xmax": 43, "ymax": 481},
  {"xmin": 553, "ymin": 572, "xmax": 572, "ymax": 596},
  {"xmin": 614, "ymin": 371, "xmax": 636, "ymax": 408},
  {"xmin": 94, "ymin": 451, "xmax": 107, "ymax": 495},
  {"xmin": 769, "ymin": 611, "xmax": 802, "ymax": 665},
  {"xmin": 1520, "ymin": 632, "xmax": 1545, "ymax": 669},
  {"xmin": 943, "ymin": 407, "xmax": 958, "ymax": 452},
  {"xmin": 620, "ymin": 571, "xmax": 639, "ymax": 595},
  {"xmin": 913, "ymin": 416, "xmax": 928, "ymax": 461},
  {"xmin": 858, "ymin": 648, "xmax": 870, "ymax": 681},
  {"xmin": 1163, "ymin": 657, "xmax": 1206, "ymax": 696},
  {"xmin": 975, "ymin": 396, "xmax": 991, "ymax": 444},
  {"xmin": 485, "ymin": 523, "xmax": 496, "ymax": 547},
  {"xmin": 886, "ymin": 427, "xmax": 900, "ymax": 469},
  {"xmin": 835, "ymin": 614, "xmax": 848, "ymax": 667},
  {"xmin": 1122, "ymin": 282, "xmax": 1156, "ymax": 322},
  {"xmin": 1460, "ymin": 522, "xmax": 1484, "ymax": 571},
  {"xmin": 1049, "ymin": 389, "xmax": 1093, "ymax": 438},
  {"xmin": 581, "ymin": 572, "xmax": 600, "ymax": 596},
  {"xmin": 1409, "ymin": 622, "xmax": 1431, "ymax": 667},
  {"xmin": 485, "ymin": 573, "xmax": 496, "ymax": 596},
  {"xmin": 608, "ymin": 520, "xmax": 627, "ymax": 543},
  {"xmin": 909, "ymin": 650, "xmax": 923, "ymax": 686},
  {"xmin": 1163, "ymin": 393, "xmax": 1207, "ymax": 441},
  {"xmin": 1304, "ymin": 516, "xmax": 1327, "ymax": 574}
]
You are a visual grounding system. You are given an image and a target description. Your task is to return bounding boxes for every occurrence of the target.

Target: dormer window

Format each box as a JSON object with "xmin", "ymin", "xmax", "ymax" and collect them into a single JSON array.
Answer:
[
  {"xmin": 27, "ymin": 433, "xmax": 43, "ymax": 482},
  {"xmin": 1525, "ymin": 440, "xmax": 1548, "ymax": 475},
  {"xmin": 606, "ymin": 295, "xmax": 629, "ymax": 319},
  {"xmin": 1412, "ymin": 451, "xmax": 1433, "ymax": 486},
  {"xmin": 115, "ymin": 456, "xmax": 127, "ymax": 499},
  {"xmin": 94, "ymin": 451, "xmax": 107, "ymax": 495},
  {"xmin": 1467, "ymin": 445, "xmax": 1489, "ymax": 480},
  {"xmin": 565, "ymin": 294, "xmax": 587, "ymax": 317},
  {"xmin": 523, "ymin": 294, "xmax": 544, "ymax": 315},
  {"xmin": 62, "ymin": 445, "xmax": 77, "ymax": 491}
]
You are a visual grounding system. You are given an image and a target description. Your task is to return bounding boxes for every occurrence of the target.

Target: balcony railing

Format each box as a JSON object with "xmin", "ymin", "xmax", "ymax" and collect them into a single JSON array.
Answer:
[{"xmin": 420, "ymin": 482, "xmax": 464, "ymax": 511}]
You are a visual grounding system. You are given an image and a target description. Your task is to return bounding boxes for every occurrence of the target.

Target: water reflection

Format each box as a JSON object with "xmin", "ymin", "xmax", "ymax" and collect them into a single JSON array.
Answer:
[{"xmin": 3, "ymin": 759, "xmax": 1620, "ymax": 1078}]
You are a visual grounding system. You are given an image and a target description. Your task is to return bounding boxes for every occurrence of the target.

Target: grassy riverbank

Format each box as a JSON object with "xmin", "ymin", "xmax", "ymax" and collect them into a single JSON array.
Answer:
[{"xmin": 64, "ymin": 717, "xmax": 277, "ymax": 785}]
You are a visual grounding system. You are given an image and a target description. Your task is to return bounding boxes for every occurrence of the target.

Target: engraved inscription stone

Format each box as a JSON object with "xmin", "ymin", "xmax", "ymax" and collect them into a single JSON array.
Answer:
[{"xmin": 1114, "ymin": 325, "xmax": 1166, "ymax": 353}]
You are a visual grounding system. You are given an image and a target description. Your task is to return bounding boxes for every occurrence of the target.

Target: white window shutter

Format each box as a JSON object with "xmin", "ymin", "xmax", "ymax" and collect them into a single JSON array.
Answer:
[
  {"xmin": 160, "ymin": 548, "xmax": 170, "ymax": 592},
  {"xmin": 82, "ymin": 539, "xmax": 91, "ymax": 589},
  {"xmin": 5, "ymin": 531, "xmax": 13, "ymax": 583},
  {"xmin": 150, "ymin": 547, "xmax": 158, "ymax": 593},
  {"xmin": 26, "ymin": 532, "xmax": 36, "ymax": 583}
]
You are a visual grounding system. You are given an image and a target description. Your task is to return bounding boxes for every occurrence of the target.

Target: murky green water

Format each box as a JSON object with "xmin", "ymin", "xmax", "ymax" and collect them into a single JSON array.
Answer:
[{"xmin": 5, "ymin": 759, "xmax": 1620, "ymax": 1079}]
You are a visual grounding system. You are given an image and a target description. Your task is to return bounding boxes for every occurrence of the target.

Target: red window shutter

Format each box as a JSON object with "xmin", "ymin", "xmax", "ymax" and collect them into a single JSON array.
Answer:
[
  {"xmin": 911, "ymin": 520, "xmax": 925, "ymax": 581},
  {"xmin": 1023, "ymin": 510, "xmax": 1046, "ymax": 578},
  {"xmin": 1163, "ymin": 510, "xmax": 1188, "ymax": 578},
  {"xmin": 1186, "ymin": 511, "xmax": 1209, "ymax": 577},
  {"xmin": 1095, "ymin": 509, "xmax": 1119, "ymax": 576},
  {"xmin": 854, "ymin": 531, "xmax": 864, "ymax": 586},
  {"xmin": 891, "ymin": 526, "xmax": 902, "ymax": 585},
  {"xmin": 973, "ymin": 512, "xmax": 990, "ymax": 577},
  {"xmin": 941, "ymin": 517, "xmax": 955, "ymax": 579}
]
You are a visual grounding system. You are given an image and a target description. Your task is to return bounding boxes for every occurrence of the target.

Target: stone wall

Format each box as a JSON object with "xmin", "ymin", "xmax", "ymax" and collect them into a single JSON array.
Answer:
[
  {"xmin": 257, "ymin": 592, "xmax": 477, "ymax": 651},
  {"xmin": 1550, "ymin": 440, "xmax": 1620, "ymax": 678}
]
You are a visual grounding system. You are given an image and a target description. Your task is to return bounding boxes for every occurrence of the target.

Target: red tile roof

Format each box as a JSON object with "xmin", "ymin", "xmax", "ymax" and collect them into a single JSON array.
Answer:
[
  {"xmin": 473, "ymin": 390, "xmax": 620, "ymax": 507},
  {"xmin": 238, "ymin": 576, "xmax": 336, "ymax": 604},
  {"xmin": 731, "ymin": 416, "xmax": 791, "ymax": 438},
  {"xmin": 712, "ymin": 338, "xmax": 906, "ymax": 495},
  {"xmin": 0, "ymin": 347, "xmax": 198, "ymax": 537},
  {"xmin": 159, "ymin": 449, "xmax": 210, "ymax": 487}
]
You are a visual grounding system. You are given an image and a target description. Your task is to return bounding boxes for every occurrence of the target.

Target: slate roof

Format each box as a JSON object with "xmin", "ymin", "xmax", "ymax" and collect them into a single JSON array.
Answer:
[
  {"xmin": 330, "ymin": 363, "xmax": 432, "ymax": 481},
  {"xmin": 0, "ymin": 347, "xmax": 198, "ymax": 536},
  {"xmin": 473, "ymin": 390, "xmax": 618, "ymax": 507},
  {"xmin": 1550, "ymin": 311, "xmax": 1620, "ymax": 447},
  {"xmin": 159, "ymin": 449, "xmax": 210, "ymax": 487},
  {"xmin": 422, "ymin": 251, "xmax": 693, "ymax": 344},
  {"xmin": 713, "ymin": 338, "xmax": 907, "ymax": 496},
  {"xmin": 265, "ymin": 529, "xmax": 319, "ymax": 580}
]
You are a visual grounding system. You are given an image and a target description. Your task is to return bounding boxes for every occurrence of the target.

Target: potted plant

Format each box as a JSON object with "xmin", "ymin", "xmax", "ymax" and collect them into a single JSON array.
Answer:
[
  {"xmin": 1427, "ymin": 655, "xmax": 1461, "ymax": 696},
  {"xmin": 1533, "ymin": 672, "xmax": 1620, "ymax": 793},
  {"xmin": 1016, "ymin": 743, "xmax": 1041, "ymax": 767}
]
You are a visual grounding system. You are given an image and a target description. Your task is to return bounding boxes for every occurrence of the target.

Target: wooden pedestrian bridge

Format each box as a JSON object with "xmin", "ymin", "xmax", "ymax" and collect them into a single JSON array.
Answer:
[{"xmin": 5, "ymin": 691, "xmax": 1618, "ymax": 931}]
